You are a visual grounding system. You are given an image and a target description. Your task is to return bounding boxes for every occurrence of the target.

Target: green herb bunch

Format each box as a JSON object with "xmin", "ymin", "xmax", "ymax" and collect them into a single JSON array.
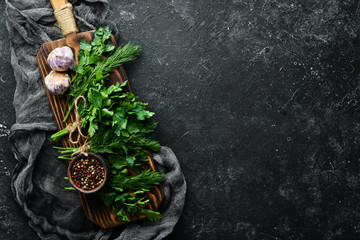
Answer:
[{"xmin": 53, "ymin": 26, "xmax": 163, "ymax": 222}]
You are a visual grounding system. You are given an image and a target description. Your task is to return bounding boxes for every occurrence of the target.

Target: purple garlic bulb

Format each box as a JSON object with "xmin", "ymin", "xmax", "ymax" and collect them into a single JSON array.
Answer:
[
  {"xmin": 45, "ymin": 70, "xmax": 71, "ymax": 95},
  {"xmin": 47, "ymin": 46, "xmax": 75, "ymax": 71}
]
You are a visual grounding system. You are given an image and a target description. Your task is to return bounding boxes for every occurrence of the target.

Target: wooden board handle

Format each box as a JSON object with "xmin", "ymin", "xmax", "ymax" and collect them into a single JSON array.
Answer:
[
  {"xmin": 50, "ymin": 0, "xmax": 69, "ymax": 11},
  {"xmin": 50, "ymin": 0, "xmax": 78, "ymax": 37}
]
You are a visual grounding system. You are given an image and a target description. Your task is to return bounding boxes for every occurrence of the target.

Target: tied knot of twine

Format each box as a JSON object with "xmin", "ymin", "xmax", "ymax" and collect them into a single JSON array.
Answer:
[
  {"xmin": 54, "ymin": 3, "xmax": 78, "ymax": 36},
  {"xmin": 71, "ymin": 139, "xmax": 91, "ymax": 157},
  {"xmin": 66, "ymin": 96, "xmax": 90, "ymax": 147}
]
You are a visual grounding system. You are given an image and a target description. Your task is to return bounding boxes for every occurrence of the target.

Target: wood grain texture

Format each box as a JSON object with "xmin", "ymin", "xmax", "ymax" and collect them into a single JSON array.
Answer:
[{"xmin": 36, "ymin": 31, "xmax": 164, "ymax": 229}]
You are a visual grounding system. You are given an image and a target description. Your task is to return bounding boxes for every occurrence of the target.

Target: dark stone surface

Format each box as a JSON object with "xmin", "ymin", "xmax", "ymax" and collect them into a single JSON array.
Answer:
[
  {"xmin": 0, "ymin": 1, "xmax": 40, "ymax": 239},
  {"xmin": 2, "ymin": 0, "xmax": 360, "ymax": 239}
]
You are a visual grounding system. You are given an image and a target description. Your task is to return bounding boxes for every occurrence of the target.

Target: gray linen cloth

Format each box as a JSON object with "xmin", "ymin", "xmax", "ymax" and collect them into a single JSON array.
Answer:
[{"xmin": 5, "ymin": 0, "xmax": 187, "ymax": 239}]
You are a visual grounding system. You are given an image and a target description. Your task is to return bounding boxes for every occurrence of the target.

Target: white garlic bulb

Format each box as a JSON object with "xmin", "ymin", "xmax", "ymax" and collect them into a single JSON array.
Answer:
[
  {"xmin": 47, "ymin": 46, "xmax": 75, "ymax": 71},
  {"xmin": 45, "ymin": 70, "xmax": 71, "ymax": 95}
]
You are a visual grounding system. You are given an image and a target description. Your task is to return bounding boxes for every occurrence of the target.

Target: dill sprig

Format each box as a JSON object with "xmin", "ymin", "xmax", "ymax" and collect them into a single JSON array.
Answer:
[{"xmin": 110, "ymin": 170, "xmax": 164, "ymax": 192}]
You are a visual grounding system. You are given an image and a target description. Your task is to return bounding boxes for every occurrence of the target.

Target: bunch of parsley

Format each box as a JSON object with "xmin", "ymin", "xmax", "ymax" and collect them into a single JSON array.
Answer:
[{"xmin": 53, "ymin": 26, "xmax": 163, "ymax": 222}]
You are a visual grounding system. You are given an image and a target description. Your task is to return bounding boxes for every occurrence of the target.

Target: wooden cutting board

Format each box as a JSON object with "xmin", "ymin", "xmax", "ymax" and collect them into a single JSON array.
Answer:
[{"xmin": 36, "ymin": 0, "xmax": 164, "ymax": 229}]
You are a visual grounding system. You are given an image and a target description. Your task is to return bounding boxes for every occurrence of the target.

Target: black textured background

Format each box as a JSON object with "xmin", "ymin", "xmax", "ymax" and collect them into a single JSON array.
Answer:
[{"xmin": 2, "ymin": 0, "xmax": 360, "ymax": 239}]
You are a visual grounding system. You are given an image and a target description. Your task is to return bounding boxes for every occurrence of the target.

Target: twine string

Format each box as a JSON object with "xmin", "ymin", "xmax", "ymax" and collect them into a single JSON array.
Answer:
[
  {"xmin": 71, "ymin": 139, "xmax": 91, "ymax": 157},
  {"xmin": 67, "ymin": 96, "xmax": 89, "ymax": 144},
  {"xmin": 54, "ymin": 3, "xmax": 79, "ymax": 36}
]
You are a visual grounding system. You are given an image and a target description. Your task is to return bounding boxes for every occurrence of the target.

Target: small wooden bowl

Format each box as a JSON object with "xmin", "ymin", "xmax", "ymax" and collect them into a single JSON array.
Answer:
[{"xmin": 68, "ymin": 152, "xmax": 109, "ymax": 194}]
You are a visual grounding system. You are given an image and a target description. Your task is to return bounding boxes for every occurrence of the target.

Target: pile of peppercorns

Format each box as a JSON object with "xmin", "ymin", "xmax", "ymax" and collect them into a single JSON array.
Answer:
[{"xmin": 70, "ymin": 157, "xmax": 105, "ymax": 191}]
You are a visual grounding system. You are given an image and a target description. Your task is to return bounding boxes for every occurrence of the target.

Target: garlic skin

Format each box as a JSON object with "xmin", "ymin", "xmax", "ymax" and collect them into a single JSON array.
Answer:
[
  {"xmin": 45, "ymin": 70, "xmax": 71, "ymax": 95},
  {"xmin": 47, "ymin": 46, "xmax": 75, "ymax": 71}
]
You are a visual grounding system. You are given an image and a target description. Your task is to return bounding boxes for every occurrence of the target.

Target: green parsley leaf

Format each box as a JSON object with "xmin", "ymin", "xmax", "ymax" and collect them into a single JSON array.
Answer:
[{"xmin": 80, "ymin": 39, "xmax": 91, "ymax": 51}]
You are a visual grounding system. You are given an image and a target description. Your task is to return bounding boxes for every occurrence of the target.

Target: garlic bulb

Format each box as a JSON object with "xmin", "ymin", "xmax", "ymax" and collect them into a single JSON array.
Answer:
[
  {"xmin": 45, "ymin": 70, "xmax": 71, "ymax": 95},
  {"xmin": 47, "ymin": 46, "xmax": 75, "ymax": 71}
]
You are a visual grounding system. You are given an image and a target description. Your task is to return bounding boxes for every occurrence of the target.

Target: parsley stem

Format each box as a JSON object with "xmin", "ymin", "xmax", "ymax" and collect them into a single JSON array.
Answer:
[
  {"xmin": 63, "ymin": 101, "xmax": 75, "ymax": 122},
  {"xmin": 51, "ymin": 128, "xmax": 69, "ymax": 141}
]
